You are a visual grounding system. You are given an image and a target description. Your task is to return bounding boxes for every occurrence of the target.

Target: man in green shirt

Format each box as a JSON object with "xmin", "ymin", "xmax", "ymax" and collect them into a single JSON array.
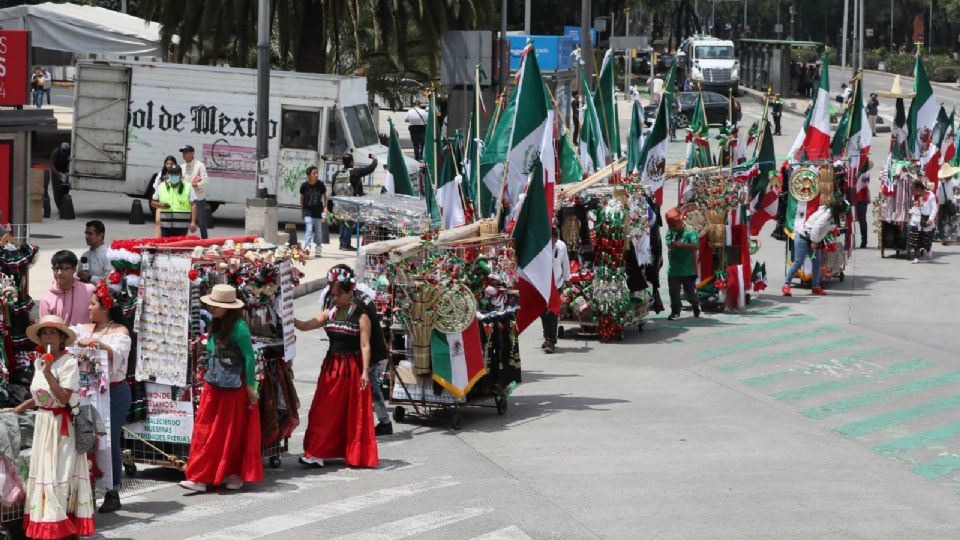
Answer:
[{"xmin": 665, "ymin": 208, "xmax": 701, "ymax": 320}]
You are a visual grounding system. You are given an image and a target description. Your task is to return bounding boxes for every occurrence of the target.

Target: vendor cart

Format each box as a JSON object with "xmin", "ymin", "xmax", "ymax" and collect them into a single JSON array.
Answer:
[{"xmin": 876, "ymin": 160, "xmax": 918, "ymax": 259}]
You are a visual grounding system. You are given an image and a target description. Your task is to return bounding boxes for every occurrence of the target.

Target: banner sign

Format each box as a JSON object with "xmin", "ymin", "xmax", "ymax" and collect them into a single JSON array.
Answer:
[{"xmin": 0, "ymin": 30, "xmax": 29, "ymax": 106}]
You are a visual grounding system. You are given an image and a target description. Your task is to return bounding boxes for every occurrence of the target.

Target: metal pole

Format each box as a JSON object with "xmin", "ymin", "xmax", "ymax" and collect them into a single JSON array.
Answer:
[
  {"xmin": 501, "ymin": 0, "xmax": 508, "ymax": 92},
  {"xmin": 743, "ymin": 0, "xmax": 747, "ymax": 35},
  {"xmin": 524, "ymin": 0, "xmax": 531, "ymax": 34},
  {"xmin": 776, "ymin": 0, "xmax": 781, "ymax": 39},
  {"xmin": 858, "ymin": 0, "xmax": 864, "ymax": 71},
  {"xmin": 256, "ymin": 0, "xmax": 270, "ymax": 198},
  {"xmin": 841, "ymin": 0, "xmax": 849, "ymax": 77},
  {"xmin": 581, "ymin": 0, "xmax": 594, "ymax": 80},
  {"xmin": 890, "ymin": 0, "xmax": 894, "ymax": 49},
  {"xmin": 121, "ymin": 0, "xmax": 127, "ymax": 13},
  {"xmin": 711, "ymin": 0, "xmax": 716, "ymax": 33},
  {"xmin": 930, "ymin": 0, "xmax": 933, "ymax": 50}
]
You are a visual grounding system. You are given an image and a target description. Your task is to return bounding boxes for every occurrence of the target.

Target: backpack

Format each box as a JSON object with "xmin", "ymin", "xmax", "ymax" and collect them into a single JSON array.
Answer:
[{"xmin": 331, "ymin": 170, "xmax": 351, "ymax": 197}]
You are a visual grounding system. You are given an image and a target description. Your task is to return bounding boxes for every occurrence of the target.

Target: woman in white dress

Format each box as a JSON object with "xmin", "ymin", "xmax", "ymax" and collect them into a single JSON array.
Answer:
[
  {"xmin": 7, "ymin": 315, "xmax": 96, "ymax": 538},
  {"xmin": 71, "ymin": 279, "xmax": 131, "ymax": 513}
]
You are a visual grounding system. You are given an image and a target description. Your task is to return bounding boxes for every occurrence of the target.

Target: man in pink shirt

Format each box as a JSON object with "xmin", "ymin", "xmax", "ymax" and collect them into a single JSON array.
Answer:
[{"xmin": 40, "ymin": 250, "xmax": 95, "ymax": 326}]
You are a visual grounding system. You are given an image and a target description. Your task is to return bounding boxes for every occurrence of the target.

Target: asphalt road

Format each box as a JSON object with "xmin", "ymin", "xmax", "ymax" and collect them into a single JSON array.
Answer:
[
  {"xmin": 829, "ymin": 65, "xmax": 960, "ymax": 122},
  {"xmin": 38, "ymin": 96, "xmax": 956, "ymax": 539}
]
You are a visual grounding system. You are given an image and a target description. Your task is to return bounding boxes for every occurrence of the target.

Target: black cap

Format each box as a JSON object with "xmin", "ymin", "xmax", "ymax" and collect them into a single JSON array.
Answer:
[
  {"xmin": 168, "ymin": 164, "xmax": 183, "ymax": 175},
  {"xmin": 179, "ymin": 145, "xmax": 195, "ymax": 153}
]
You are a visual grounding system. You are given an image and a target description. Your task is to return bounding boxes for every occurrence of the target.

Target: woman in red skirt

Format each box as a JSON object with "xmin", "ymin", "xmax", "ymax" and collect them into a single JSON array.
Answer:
[
  {"xmin": 180, "ymin": 284, "xmax": 263, "ymax": 492},
  {"xmin": 294, "ymin": 267, "xmax": 378, "ymax": 468}
]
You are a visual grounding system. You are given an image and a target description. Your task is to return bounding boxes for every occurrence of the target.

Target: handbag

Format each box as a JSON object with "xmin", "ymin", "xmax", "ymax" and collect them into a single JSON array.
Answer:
[
  {"xmin": 73, "ymin": 407, "xmax": 97, "ymax": 454},
  {"xmin": 203, "ymin": 336, "xmax": 245, "ymax": 389}
]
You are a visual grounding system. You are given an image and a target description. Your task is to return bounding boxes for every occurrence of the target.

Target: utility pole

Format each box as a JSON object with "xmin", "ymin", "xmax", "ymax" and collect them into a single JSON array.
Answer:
[
  {"xmin": 524, "ymin": 0, "xmax": 531, "ymax": 35},
  {"xmin": 743, "ymin": 0, "xmax": 747, "ymax": 35},
  {"xmin": 501, "ymin": 0, "xmax": 508, "ymax": 93},
  {"xmin": 789, "ymin": 2, "xmax": 795, "ymax": 40},
  {"xmin": 121, "ymin": 0, "xmax": 127, "ymax": 13},
  {"xmin": 244, "ymin": 0, "xmax": 278, "ymax": 242},
  {"xmin": 581, "ymin": 0, "xmax": 594, "ymax": 80},
  {"xmin": 890, "ymin": 0, "xmax": 894, "ymax": 49},
  {"xmin": 929, "ymin": 0, "xmax": 933, "ymax": 50},
  {"xmin": 858, "ymin": 0, "xmax": 864, "ymax": 72},
  {"xmin": 841, "ymin": 0, "xmax": 849, "ymax": 78}
]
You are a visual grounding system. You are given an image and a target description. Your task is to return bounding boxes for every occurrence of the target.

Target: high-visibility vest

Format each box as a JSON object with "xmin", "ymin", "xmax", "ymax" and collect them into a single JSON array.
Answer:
[{"xmin": 157, "ymin": 182, "xmax": 192, "ymax": 231}]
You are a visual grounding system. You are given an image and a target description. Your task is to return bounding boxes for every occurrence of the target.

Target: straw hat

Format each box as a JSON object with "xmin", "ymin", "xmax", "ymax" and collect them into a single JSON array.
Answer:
[
  {"xmin": 939, "ymin": 162, "xmax": 960, "ymax": 179},
  {"xmin": 200, "ymin": 284, "xmax": 245, "ymax": 309},
  {"xmin": 875, "ymin": 75, "xmax": 916, "ymax": 99},
  {"xmin": 26, "ymin": 315, "xmax": 76, "ymax": 346}
]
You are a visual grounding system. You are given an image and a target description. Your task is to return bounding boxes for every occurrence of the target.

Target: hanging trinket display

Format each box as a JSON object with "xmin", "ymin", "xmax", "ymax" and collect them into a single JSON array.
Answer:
[{"xmin": 592, "ymin": 198, "xmax": 630, "ymax": 341}]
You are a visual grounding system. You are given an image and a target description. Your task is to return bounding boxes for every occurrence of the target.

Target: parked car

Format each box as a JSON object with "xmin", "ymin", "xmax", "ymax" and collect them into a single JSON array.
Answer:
[{"xmin": 644, "ymin": 91, "xmax": 731, "ymax": 128}]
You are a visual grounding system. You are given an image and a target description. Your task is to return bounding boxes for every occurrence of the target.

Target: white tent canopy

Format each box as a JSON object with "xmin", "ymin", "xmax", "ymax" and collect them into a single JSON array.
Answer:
[{"xmin": 0, "ymin": 2, "xmax": 172, "ymax": 58}]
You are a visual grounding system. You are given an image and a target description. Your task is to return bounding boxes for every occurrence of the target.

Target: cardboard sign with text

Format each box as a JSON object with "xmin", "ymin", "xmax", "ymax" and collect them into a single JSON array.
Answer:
[
  {"xmin": 0, "ymin": 30, "xmax": 29, "ymax": 106},
  {"xmin": 124, "ymin": 383, "xmax": 195, "ymax": 444}
]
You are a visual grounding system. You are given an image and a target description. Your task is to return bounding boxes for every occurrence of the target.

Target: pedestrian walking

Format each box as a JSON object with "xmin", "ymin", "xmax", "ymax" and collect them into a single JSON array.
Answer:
[
  {"xmin": 42, "ymin": 66, "xmax": 52, "ymax": 105},
  {"xmin": 908, "ymin": 180, "xmax": 938, "ymax": 263},
  {"xmin": 571, "ymin": 91, "xmax": 581, "ymax": 145},
  {"xmin": 665, "ymin": 208, "xmax": 701, "ymax": 320},
  {"xmin": 405, "ymin": 101, "xmax": 428, "ymax": 160},
  {"xmin": 331, "ymin": 153, "xmax": 377, "ymax": 251},
  {"xmin": 294, "ymin": 266, "xmax": 379, "ymax": 468},
  {"xmin": 436, "ymin": 89, "xmax": 449, "ymax": 136},
  {"xmin": 782, "ymin": 201, "xmax": 845, "ymax": 296},
  {"xmin": 937, "ymin": 163, "xmax": 960, "ymax": 244},
  {"xmin": 150, "ymin": 164, "xmax": 198, "ymax": 237},
  {"xmin": 70, "ymin": 281, "xmax": 132, "ymax": 513},
  {"xmin": 79, "ymin": 220, "xmax": 111, "ymax": 284},
  {"xmin": 299, "ymin": 165, "xmax": 327, "ymax": 258},
  {"xmin": 316, "ymin": 264, "xmax": 393, "ymax": 436},
  {"xmin": 799, "ymin": 65, "xmax": 809, "ymax": 97},
  {"xmin": 48, "ymin": 142, "xmax": 71, "ymax": 217},
  {"xmin": 4, "ymin": 316, "xmax": 96, "ymax": 538},
  {"xmin": 180, "ymin": 285, "xmax": 263, "ymax": 492},
  {"xmin": 180, "ymin": 145, "xmax": 210, "ymax": 239},
  {"xmin": 30, "ymin": 66, "xmax": 44, "ymax": 108},
  {"xmin": 855, "ymin": 163, "xmax": 872, "ymax": 249},
  {"xmin": 41, "ymin": 250, "xmax": 96, "ymax": 327},
  {"xmin": 866, "ymin": 93, "xmax": 880, "ymax": 136},
  {"xmin": 540, "ymin": 228, "xmax": 570, "ymax": 353},
  {"xmin": 771, "ymin": 93, "xmax": 784, "ymax": 136}
]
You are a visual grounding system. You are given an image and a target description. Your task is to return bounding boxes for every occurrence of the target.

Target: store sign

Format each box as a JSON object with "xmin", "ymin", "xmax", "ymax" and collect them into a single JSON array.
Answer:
[
  {"xmin": 0, "ymin": 142, "xmax": 10, "ymax": 223},
  {"xmin": 124, "ymin": 383, "xmax": 194, "ymax": 443},
  {"xmin": 0, "ymin": 30, "xmax": 29, "ymax": 106}
]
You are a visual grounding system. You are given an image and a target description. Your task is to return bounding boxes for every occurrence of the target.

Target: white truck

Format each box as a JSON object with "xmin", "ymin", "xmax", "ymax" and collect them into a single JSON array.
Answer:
[
  {"xmin": 677, "ymin": 35, "xmax": 739, "ymax": 96},
  {"xmin": 70, "ymin": 60, "xmax": 418, "ymax": 210}
]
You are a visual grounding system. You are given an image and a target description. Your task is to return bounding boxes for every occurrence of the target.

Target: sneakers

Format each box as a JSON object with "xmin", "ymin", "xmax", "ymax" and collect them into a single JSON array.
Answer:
[
  {"xmin": 911, "ymin": 258, "xmax": 920, "ymax": 264},
  {"xmin": 179, "ymin": 480, "xmax": 207, "ymax": 492},
  {"xmin": 927, "ymin": 248, "xmax": 934, "ymax": 260},
  {"xmin": 543, "ymin": 341, "xmax": 556, "ymax": 354},
  {"xmin": 540, "ymin": 340, "xmax": 551, "ymax": 349},
  {"xmin": 340, "ymin": 245, "xmax": 357, "ymax": 251},
  {"xmin": 98, "ymin": 490, "xmax": 121, "ymax": 513},
  {"xmin": 667, "ymin": 313, "xmax": 680, "ymax": 321},
  {"xmin": 375, "ymin": 422, "xmax": 393, "ymax": 436},
  {"xmin": 299, "ymin": 455, "xmax": 325, "ymax": 468},
  {"xmin": 811, "ymin": 287, "xmax": 827, "ymax": 296},
  {"xmin": 223, "ymin": 475, "xmax": 243, "ymax": 490},
  {"xmin": 781, "ymin": 285, "xmax": 792, "ymax": 297}
]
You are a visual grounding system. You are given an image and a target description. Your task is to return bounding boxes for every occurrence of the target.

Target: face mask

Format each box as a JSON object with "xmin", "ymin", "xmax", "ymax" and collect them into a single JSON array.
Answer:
[{"xmin": 168, "ymin": 175, "xmax": 182, "ymax": 185}]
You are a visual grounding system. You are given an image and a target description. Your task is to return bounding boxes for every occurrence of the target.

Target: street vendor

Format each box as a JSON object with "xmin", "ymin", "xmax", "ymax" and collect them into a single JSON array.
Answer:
[
  {"xmin": 541, "ymin": 228, "xmax": 570, "ymax": 354},
  {"xmin": 331, "ymin": 153, "xmax": 378, "ymax": 251},
  {"xmin": 908, "ymin": 179, "xmax": 938, "ymax": 263},
  {"xmin": 782, "ymin": 201, "xmax": 845, "ymax": 296},
  {"xmin": 936, "ymin": 162, "xmax": 959, "ymax": 245},
  {"xmin": 665, "ymin": 208, "xmax": 701, "ymax": 320}
]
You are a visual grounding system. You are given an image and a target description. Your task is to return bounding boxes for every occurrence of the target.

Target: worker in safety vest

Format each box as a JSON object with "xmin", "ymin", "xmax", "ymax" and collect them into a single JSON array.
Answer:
[{"xmin": 150, "ymin": 164, "xmax": 198, "ymax": 237}]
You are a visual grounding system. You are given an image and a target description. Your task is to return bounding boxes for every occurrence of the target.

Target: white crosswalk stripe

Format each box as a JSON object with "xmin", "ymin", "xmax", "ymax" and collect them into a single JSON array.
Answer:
[
  {"xmin": 181, "ymin": 477, "xmax": 460, "ymax": 540},
  {"xmin": 472, "ymin": 525, "xmax": 535, "ymax": 540},
  {"xmin": 333, "ymin": 507, "xmax": 491, "ymax": 539}
]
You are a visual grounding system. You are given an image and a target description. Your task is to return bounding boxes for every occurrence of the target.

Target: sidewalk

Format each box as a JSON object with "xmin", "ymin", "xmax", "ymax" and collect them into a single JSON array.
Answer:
[{"xmin": 27, "ymin": 190, "xmax": 354, "ymax": 303}]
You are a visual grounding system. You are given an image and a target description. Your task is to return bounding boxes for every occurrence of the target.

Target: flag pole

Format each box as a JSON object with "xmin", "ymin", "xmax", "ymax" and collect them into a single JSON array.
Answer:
[
  {"xmin": 594, "ymin": 49, "xmax": 614, "ymax": 162},
  {"xmin": 475, "ymin": 64, "xmax": 482, "ymax": 223}
]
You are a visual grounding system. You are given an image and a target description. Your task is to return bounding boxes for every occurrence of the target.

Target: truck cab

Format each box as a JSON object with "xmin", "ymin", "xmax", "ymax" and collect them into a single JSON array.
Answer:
[{"xmin": 677, "ymin": 36, "xmax": 739, "ymax": 96}]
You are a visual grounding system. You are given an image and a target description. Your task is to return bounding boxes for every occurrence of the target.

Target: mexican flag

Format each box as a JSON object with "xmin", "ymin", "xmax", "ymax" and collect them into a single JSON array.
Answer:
[
  {"xmin": 907, "ymin": 54, "xmax": 937, "ymax": 159},
  {"xmin": 748, "ymin": 115, "xmax": 779, "ymax": 236},
  {"xmin": 559, "ymin": 129, "xmax": 583, "ymax": 184},
  {"xmin": 436, "ymin": 142, "xmax": 466, "ymax": 229},
  {"xmin": 788, "ymin": 52, "xmax": 832, "ymax": 161},
  {"xmin": 423, "ymin": 92, "xmax": 440, "ymax": 185},
  {"xmin": 891, "ymin": 97, "xmax": 908, "ymax": 160},
  {"xmin": 626, "ymin": 98, "xmax": 645, "ymax": 175},
  {"xmin": 503, "ymin": 41, "xmax": 553, "ymax": 214},
  {"xmin": 383, "ymin": 118, "xmax": 416, "ymax": 196},
  {"xmin": 594, "ymin": 49, "xmax": 621, "ymax": 158},
  {"xmin": 422, "ymin": 166, "xmax": 442, "ymax": 229},
  {"xmin": 430, "ymin": 319, "xmax": 486, "ymax": 400},
  {"xmin": 578, "ymin": 63, "xmax": 609, "ymax": 174},
  {"xmin": 685, "ymin": 91, "xmax": 712, "ymax": 168},
  {"xmin": 478, "ymin": 90, "xmax": 511, "ymax": 218},
  {"xmin": 940, "ymin": 108, "xmax": 956, "ymax": 165},
  {"xmin": 843, "ymin": 77, "xmax": 872, "ymax": 203},
  {"xmin": 637, "ymin": 84, "xmax": 669, "ymax": 205},
  {"xmin": 783, "ymin": 180, "xmax": 820, "ymax": 239},
  {"xmin": 511, "ymin": 157, "xmax": 558, "ymax": 333}
]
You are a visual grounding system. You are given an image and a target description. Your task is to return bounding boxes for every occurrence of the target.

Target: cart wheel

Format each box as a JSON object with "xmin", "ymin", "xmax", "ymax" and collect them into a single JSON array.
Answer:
[
  {"xmin": 269, "ymin": 456, "xmax": 282, "ymax": 469},
  {"xmin": 449, "ymin": 412, "xmax": 464, "ymax": 430},
  {"xmin": 838, "ymin": 272, "xmax": 845, "ymax": 282},
  {"xmin": 638, "ymin": 323, "xmax": 645, "ymax": 333},
  {"xmin": 745, "ymin": 293, "xmax": 751, "ymax": 305},
  {"xmin": 393, "ymin": 406, "xmax": 406, "ymax": 423},
  {"xmin": 557, "ymin": 326, "xmax": 565, "ymax": 338},
  {"xmin": 496, "ymin": 396, "xmax": 508, "ymax": 416},
  {"xmin": 124, "ymin": 463, "xmax": 138, "ymax": 478}
]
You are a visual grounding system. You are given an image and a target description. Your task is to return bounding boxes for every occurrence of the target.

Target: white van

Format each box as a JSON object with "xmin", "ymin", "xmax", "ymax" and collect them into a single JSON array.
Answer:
[
  {"xmin": 70, "ymin": 60, "xmax": 418, "ymax": 210},
  {"xmin": 677, "ymin": 36, "xmax": 739, "ymax": 96}
]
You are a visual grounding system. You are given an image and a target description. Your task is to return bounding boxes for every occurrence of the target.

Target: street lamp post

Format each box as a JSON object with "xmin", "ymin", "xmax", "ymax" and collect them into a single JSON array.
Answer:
[{"xmin": 244, "ymin": 0, "xmax": 279, "ymax": 242}]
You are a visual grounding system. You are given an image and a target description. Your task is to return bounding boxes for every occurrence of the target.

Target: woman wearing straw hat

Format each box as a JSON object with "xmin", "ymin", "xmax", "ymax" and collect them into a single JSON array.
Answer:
[
  {"xmin": 294, "ymin": 266, "xmax": 378, "ymax": 468},
  {"xmin": 71, "ymin": 280, "xmax": 131, "ymax": 513},
  {"xmin": 936, "ymin": 162, "xmax": 960, "ymax": 245},
  {"xmin": 179, "ymin": 285, "xmax": 262, "ymax": 492},
  {"xmin": 3, "ymin": 315, "xmax": 96, "ymax": 538},
  {"xmin": 907, "ymin": 179, "xmax": 938, "ymax": 263}
]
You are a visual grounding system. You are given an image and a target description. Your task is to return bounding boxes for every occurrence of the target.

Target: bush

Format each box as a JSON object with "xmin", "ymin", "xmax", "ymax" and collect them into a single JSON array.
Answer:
[
  {"xmin": 932, "ymin": 66, "xmax": 959, "ymax": 83},
  {"xmin": 883, "ymin": 54, "xmax": 914, "ymax": 76}
]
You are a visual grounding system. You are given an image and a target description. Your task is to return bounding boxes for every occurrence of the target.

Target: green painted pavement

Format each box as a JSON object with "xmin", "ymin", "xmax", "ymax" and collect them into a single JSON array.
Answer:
[
  {"xmin": 772, "ymin": 360, "xmax": 931, "ymax": 402},
  {"xmin": 714, "ymin": 334, "xmax": 864, "ymax": 373},
  {"xmin": 913, "ymin": 456, "xmax": 960, "ymax": 480},
  {"xmin": 835, "ymin": 393, "xmax": 960, "ymax": 437},
  {"xmin": 742, "ymin": 347, "xmax": 895, "ymax": 387},
  {"xmin": 874, "ymin": 422, "xmax": 960, "ymax": 456},
  {"xmin": 710, "ymin": 314, "xmax": 815, "ymax": 337},
  {"xmin": 699, "ymin": 326, "xmax": 841, "ymax": 361},
  {"xmin": 802, "ymin": 368, "xmax": 960, "ymax": 419}
]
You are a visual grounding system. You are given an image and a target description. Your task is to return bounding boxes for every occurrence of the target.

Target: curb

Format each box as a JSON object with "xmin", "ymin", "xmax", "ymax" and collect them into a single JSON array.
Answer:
[
  {"xmin": 851, "ymin": 66, "xmax": 960, "ymax": 92},
  {"xmin": 293, "ymin": 277, "xmax": 326, "ymax": 299},
  {"xmin": 739, "ymin": 88, "xmax": 805, "ymax": 117}
]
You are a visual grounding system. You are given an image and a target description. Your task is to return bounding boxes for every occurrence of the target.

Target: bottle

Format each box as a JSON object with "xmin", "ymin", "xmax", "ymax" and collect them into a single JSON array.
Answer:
[{"xmin": 80, "ymin": 256, "xmax": 89, "ymax": 273}]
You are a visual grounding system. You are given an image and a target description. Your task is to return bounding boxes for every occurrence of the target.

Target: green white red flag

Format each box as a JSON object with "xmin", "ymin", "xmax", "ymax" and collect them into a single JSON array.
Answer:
[
  {"xmin": 788, "ymin": 52, "xmax": 832, "ymax": 161},
  {"xmin": 383, "ymin": 118, "xmax": 416, "ymax": 196},
  {"xmin": 907, "ymin": 53, "xmax": 937, "ymax": 160},
  {"xmin": 594, "ymin": 49, "xmax": 621, "ymax": 159},
  {"xmin": 430, "ymin": 318, "xmax": 486, "ymax": 399},
  {"xmin": 626, "ymin": 97, "xmax": 645, "ymax": 175},
  {"xmin": 578, "ymin": 63, "xmax": 609, "ymax": 174},
  {"xmin": 511, "ymin": 157, "xmax": 558, "ymax": 333}
]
